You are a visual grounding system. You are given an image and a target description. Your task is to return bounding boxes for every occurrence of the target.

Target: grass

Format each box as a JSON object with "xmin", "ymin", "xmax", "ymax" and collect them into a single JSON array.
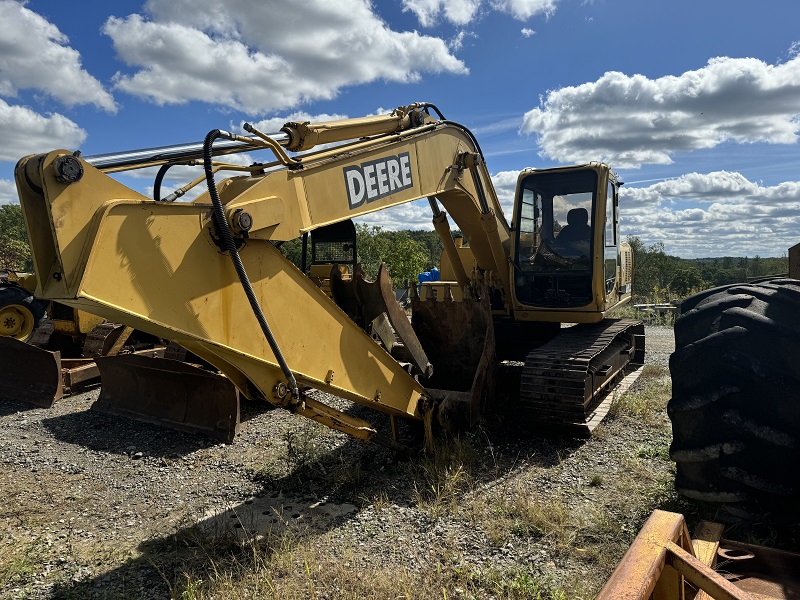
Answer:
[
  {"xmin": 13, "ymin": 354, "xmax": 755, "ymax": 600},
  {"xmin": 615, "ymin": 302, "xmax": 678, "ymax": 327},
  {"xmin": 412, "ymin": 435, "xmax": 481, "ymax": 519},
  {"xmin": 0, "ymin": 537, "xmax": 44, "ymax": 589},
  {"xmin": 607, "ymin": 364, "xmax": 671, "ymax": 424},
  {"xmin": 160, "ymin": 367, "xmax": 680, "ymax": 599},
  {"xmin": 160, "ymin": 526, "xmax": 575, "ymax": 600},
  {"xmin": 502, "ymin": 494, "xmax": 580, "ymax": 552}
]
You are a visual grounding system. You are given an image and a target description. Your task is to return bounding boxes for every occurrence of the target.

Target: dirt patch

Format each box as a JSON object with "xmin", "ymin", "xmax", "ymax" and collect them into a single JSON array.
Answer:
[{"xmin": 1, "ymin": 326, "xmax": 680, "ymax": 598}]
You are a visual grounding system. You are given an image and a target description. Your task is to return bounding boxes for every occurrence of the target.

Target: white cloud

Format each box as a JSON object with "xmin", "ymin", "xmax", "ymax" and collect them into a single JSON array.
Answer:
[
  {"xmin": 242, "ymin": 112, "xmax": 349, "ymax": 137},
  {"xmin": 402, "ymin": 0, "xmax": 481, "ymax": 27},
  {"xmin": 449, "ymin": 31, "xmax": 476, "ymax": 52},
  {"xmin": 0, "ymin": 178, "xmax": 16, "ymax": 204},
  {"xmin": 521, "ymin": 55, "xmax": 800, "ymax": 168},
  {"xmin": 621, "ymin": 171, "xmax": 800, "ymax": 257},
  {"xmin": 521, "ymin": 28, "xmax": 536, "ymax": 37},
  {"xmin": 355, "ymin": 200, "xmax": 434, "ymax": 231},
  {"xmin": 0, "ymin": 99, "xmax": 87, "ymax": 162},
  {"xmin": 104, "ymin": 0, "xmax": 467, "ymax": 114},
  {"xmin": 491, "ymin": 170, "xmax": 520, "ymax": 217},
  {"xmin": 0, "ymin": 0, "xmax": 116, "ymax": 112},
  {"xmin": 403, "ymin": 0, "xmax": 556, "ymax": 26},
  {"xmin": 491, "ymin": 0, "xmax": 558, "ymax": 20}
]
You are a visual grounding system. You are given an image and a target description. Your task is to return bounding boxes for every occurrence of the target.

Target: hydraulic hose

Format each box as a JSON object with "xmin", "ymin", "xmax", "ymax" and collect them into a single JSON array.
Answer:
[
  {"xmin": 153, "ymin": 163, "xmax": 172, "ymax": 201},
  {"xmin": 202, "ymin": 129, "xmax": 300, "ymax": 401}
]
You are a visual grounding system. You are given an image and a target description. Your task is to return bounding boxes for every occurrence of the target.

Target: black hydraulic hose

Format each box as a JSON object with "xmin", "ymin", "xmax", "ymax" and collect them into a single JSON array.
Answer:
[
  {"xmin": 419, "ymin": 102, "xmax": 445, "ymax": 120},
  {"xmin": 153, "ymin": 163, "xmax": 172, "ymax": 201},
  {"xmin": 440, "ymin": 120, "xmax": 486, "ymax": 160},
  {"xmin": 202, "ymin": 129, "xmax": 300, "ymax": 401},
  {"xmin": 438, "ymin": 120, "xmax": 495, "ymax": 214}
]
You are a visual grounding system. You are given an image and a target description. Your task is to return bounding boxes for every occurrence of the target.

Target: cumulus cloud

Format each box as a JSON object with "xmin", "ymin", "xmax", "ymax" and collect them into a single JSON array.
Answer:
[
  {"xmin": 491, "ymin": 0, "xmax": 558, "ymax": 21},
  {"xmin": 490, "ymin": 170, "xmax": 521, "ymax": 216},
  {"xmin": 355, "ymin": 200, "xmax": 434, "ymax": 231},
  {"xmin": 0, "ymin": 0, "xmax": 116, "ymax": 112},
  {"xmin": 242, "ymin": 112, "xmax": 349, "ymax": 137},
  {"xmin": 402, "ymin": 0, "xmax": 481, "ymax": 27},
  {"xmin": 0, "ymin": 178, "xmax": 16, "ymax": 204},
  {"xmin": 521, "ymin": 55, "xmax": 800, "ymax": 168},
  {"xmin": 0, "ymin": 99, "xmax": 87, "ymax": 162},
  {"xmin": 621, "ymin": 171, "xmax": 800, "ymax": 257},
  {"xmin": 403, "ymin": 0, "xmax": 556, "ymax": 25},
  {"xmin": 103, "ymin": 0, "xmax": 467, "ymax": 114},
  {"xmin": 521, "ymin": 28, "xmax": 536, "ymax": 37}
]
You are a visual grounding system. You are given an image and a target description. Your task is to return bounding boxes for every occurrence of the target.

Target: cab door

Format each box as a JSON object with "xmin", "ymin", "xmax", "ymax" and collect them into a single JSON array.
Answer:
[{"xmin": 603, "ymin": 178, "xmax": 618, "ymax": 304}]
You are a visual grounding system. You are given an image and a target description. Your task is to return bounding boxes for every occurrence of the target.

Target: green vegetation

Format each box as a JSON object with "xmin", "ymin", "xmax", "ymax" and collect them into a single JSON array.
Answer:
[
  {"xmin": 275, "ymin": 224, "xmax": 442, "ymax": 284},
  {"xmin": 0, "ymin": 204, "xmax": 32, "ymax": 272},
  {"xmin": 2, "ymin": 201, "xmax": 788, "ymax": 297},
  {"xmin": 628, "ymin": 236, "xmax": 789, "ymax": 304}
]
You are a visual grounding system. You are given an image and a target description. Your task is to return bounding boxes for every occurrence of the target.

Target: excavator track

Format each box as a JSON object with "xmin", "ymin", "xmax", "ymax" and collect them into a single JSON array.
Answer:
[{"xmin": 520, "ymin": 318, "xmax": 645, "ymax": 436}]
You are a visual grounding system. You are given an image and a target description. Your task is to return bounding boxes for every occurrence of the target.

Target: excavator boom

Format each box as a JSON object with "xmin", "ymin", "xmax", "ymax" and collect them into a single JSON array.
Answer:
[{"xmin": 12, "ymin": 103, "xmax": 641, "ymax": 442}]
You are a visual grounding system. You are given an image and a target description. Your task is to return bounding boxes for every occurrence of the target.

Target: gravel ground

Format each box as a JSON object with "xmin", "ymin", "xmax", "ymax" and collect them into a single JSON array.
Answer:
[{"xmin": 0, "ymin": 325, "xmax": 675, "ymax": 599}]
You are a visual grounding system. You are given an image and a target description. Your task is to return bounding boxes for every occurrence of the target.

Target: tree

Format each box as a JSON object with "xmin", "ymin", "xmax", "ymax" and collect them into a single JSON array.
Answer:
[
  {"xmin": 0, "ymin": 204, "xmax": 32, "ymax": 271},
  {"xmin": 382, "ymin": 230, "xmax": 428, "ymax": 285},
  {"xmin": 355, "ymin": 224, "xmax": 428, "ymax": 284},
  {"xmin": 669, "ymin": 267, "xmax": 707, "ymax": 297},
  {"xmin": 627, "ymin": 236, "xmax": 678, "ymax": 302},
  {"xmin": 277, "ymin": 237, "xmax": 307, "ymax": 270}
]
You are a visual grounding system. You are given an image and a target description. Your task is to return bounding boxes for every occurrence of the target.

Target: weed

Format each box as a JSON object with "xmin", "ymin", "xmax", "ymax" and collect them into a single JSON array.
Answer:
[
  {"xmin": 179, "ymin": 574, "xmax": 204, "ymax": 600},
  {"xmin": 491, "ymin": 491, "xmax": 582, "ymax": 553},
  {"xmin": 642, "ymin": 363, "xmax": 668, "ymax": 378},
  {"xmin": 0, "ymin": 538, "xmax": 43, "ymax": 587},
  {"xmin": 366, "ymin": 490, "xmax": 390, "ymax": 511},
  {"xmin": 473, "ymin": 566, "xmax": 569, "ymax": 600},
  {"xmin": 412, "ymin": 436, "xmax": 479, "ymax": 519},
  {"xmin": 285, "ymin": 421, "xmax": 325, "ymax": 471},
  {"xmin": 615, "ymin": 303, "xmax": 677, "ymax": 327},
  {"xmin": 608, "ymin": 377, "xmax": 671, "ymax": 424},
  {"xmin": 589, "ymin": 473, "xmax": 604, "ymax": 487},
  {"xmin": 635, "ymin": 440, "xmax": 670, "ymax": 461}
]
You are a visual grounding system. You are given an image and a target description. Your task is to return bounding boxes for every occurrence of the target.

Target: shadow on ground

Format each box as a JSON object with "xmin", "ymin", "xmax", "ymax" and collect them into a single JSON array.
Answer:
[
  {"xmin": 46, "ymin": 405, "xmax": 587, "ymax": 599},
  {"xmin": 38, "ymin": 397, "xmax": 276, "ymax": 458}
]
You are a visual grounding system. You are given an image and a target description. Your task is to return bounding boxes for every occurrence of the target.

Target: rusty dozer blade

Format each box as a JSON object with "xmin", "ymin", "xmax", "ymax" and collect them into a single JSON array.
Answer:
[
  {"xmin": 411, "ymin": 284, "xmax": 496, "ymax": 431},
  {"xmin": 92, "ymin": 354, "xmax": 240, "ymax": 443},
  {"xmin": 0, "ymin": 336, "xmax": 63, "ymax": 408}
]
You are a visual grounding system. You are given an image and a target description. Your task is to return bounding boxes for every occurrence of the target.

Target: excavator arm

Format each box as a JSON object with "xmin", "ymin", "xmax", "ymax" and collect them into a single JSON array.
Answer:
[{"xmin": 14, "ymin": 104, "xmax": 510, "ymax": 441}]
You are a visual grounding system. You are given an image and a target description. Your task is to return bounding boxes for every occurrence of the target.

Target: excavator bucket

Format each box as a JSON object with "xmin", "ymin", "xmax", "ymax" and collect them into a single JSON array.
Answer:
[
  {"xmin": 92, "ymin": 354, "xmax": 240, "ymax": 443},
  {"xmin": 411, "ymin": 283, "xmax": 496, "ymax": 431},
  {"xmin": 0, "ymin": 336, "xmax": 63, "ymax": 408},
  {"xmin": 333, "ymin": 263, "xmax": 433, "ymax": 378}
]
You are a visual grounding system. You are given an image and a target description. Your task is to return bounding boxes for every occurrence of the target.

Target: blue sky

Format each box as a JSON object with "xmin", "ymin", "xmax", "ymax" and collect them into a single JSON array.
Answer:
[{"xmin": 1, "ymin": 0, "xmax": 799, "ymax": 258}]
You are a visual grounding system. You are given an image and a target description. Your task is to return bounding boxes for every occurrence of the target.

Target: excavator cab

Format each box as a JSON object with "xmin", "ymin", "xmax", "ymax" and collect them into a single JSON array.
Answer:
[
  {"xmin": 512, "ymin": 164, "xmax": 628, "ymax": 315},
  {"xmin": 515, "ymin": 167, "xmax": 596, "ymax": 308}
]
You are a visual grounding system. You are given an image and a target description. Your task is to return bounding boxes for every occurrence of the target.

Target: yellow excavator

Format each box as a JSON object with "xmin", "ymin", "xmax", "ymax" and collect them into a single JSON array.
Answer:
[{"xmin": 7, "ymin": 102, "xmax": 643, "ymax": 444}]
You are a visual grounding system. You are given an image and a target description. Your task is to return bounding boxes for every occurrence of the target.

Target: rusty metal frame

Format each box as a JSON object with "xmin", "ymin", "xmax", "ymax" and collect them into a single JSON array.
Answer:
[{"xmin": 597, "ymin": 510, "xmax": 753, "ymax": 600}]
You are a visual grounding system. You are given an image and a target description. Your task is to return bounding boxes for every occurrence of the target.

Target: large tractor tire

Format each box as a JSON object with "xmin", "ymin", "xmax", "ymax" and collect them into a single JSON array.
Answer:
[
  {"xmin": 0, "ymin": 284, "xmax": 46, "ymax": 342},
  {"xmin": 668, "ymin": 278, "xmax": 800, "ymax": 512}
]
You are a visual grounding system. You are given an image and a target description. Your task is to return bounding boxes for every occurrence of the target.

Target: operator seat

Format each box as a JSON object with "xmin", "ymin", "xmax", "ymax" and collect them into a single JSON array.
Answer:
[{"xmin": 552, "ymin": 208, "xmax": 591, "ymax": 258}]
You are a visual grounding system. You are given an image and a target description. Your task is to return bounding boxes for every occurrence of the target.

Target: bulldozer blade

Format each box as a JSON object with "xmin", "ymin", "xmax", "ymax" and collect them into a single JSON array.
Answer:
[
  {"xmin": 0, "ymin": 336, "xmax": 63, "ymax": 408},
  {"xmin": 92, "ymin": 354, "xmax": 240, "ymax": 443},
  {"xmin": 412, "ymin": 286, "xmax": 496, "ymax": 431}
]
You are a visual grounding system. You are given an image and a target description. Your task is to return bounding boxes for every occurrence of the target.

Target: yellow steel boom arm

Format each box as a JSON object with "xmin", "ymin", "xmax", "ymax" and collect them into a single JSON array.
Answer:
[{"xmin": 15, "ymin": 104, "xmax": 510, "ymax": 439}]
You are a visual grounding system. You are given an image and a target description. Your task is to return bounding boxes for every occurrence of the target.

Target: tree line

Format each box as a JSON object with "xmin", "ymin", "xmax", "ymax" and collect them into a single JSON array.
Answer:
[
  {"xmin": 627, "ymin": 237, "xmax": 789, "ymax": 303},
  {"xmin": 1, "ymin": 203, "xmax": 789, "ymax": 302}
]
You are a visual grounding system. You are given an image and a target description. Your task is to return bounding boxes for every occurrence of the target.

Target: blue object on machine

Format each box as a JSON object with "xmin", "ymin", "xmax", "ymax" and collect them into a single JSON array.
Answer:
[{"xmin": 417, "ymin": 267, "xmax": 440, "ymax": 283}]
